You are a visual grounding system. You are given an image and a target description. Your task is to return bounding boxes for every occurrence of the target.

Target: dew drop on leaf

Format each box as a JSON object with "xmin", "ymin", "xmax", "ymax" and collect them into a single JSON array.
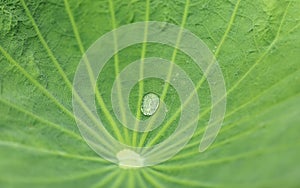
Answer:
[{"xmin": 141, "ymin": 93, "xmax": 160, "ymax": 116}]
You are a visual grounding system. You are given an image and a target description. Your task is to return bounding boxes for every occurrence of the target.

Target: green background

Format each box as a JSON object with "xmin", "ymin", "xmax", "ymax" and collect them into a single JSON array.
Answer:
[{"xmin": 0, "ymin": 0, "xmax": 299, "ymax": 187}]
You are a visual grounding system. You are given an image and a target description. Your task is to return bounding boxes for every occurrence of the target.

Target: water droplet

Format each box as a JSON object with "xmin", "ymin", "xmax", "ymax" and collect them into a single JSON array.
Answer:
[
  {"xmin": 141, "ymin": 93, "xmax": 160, "ymax": 116},
  {"xmin": 116, "ymin": 149, "xmax": 144, "ymax": 169}
]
